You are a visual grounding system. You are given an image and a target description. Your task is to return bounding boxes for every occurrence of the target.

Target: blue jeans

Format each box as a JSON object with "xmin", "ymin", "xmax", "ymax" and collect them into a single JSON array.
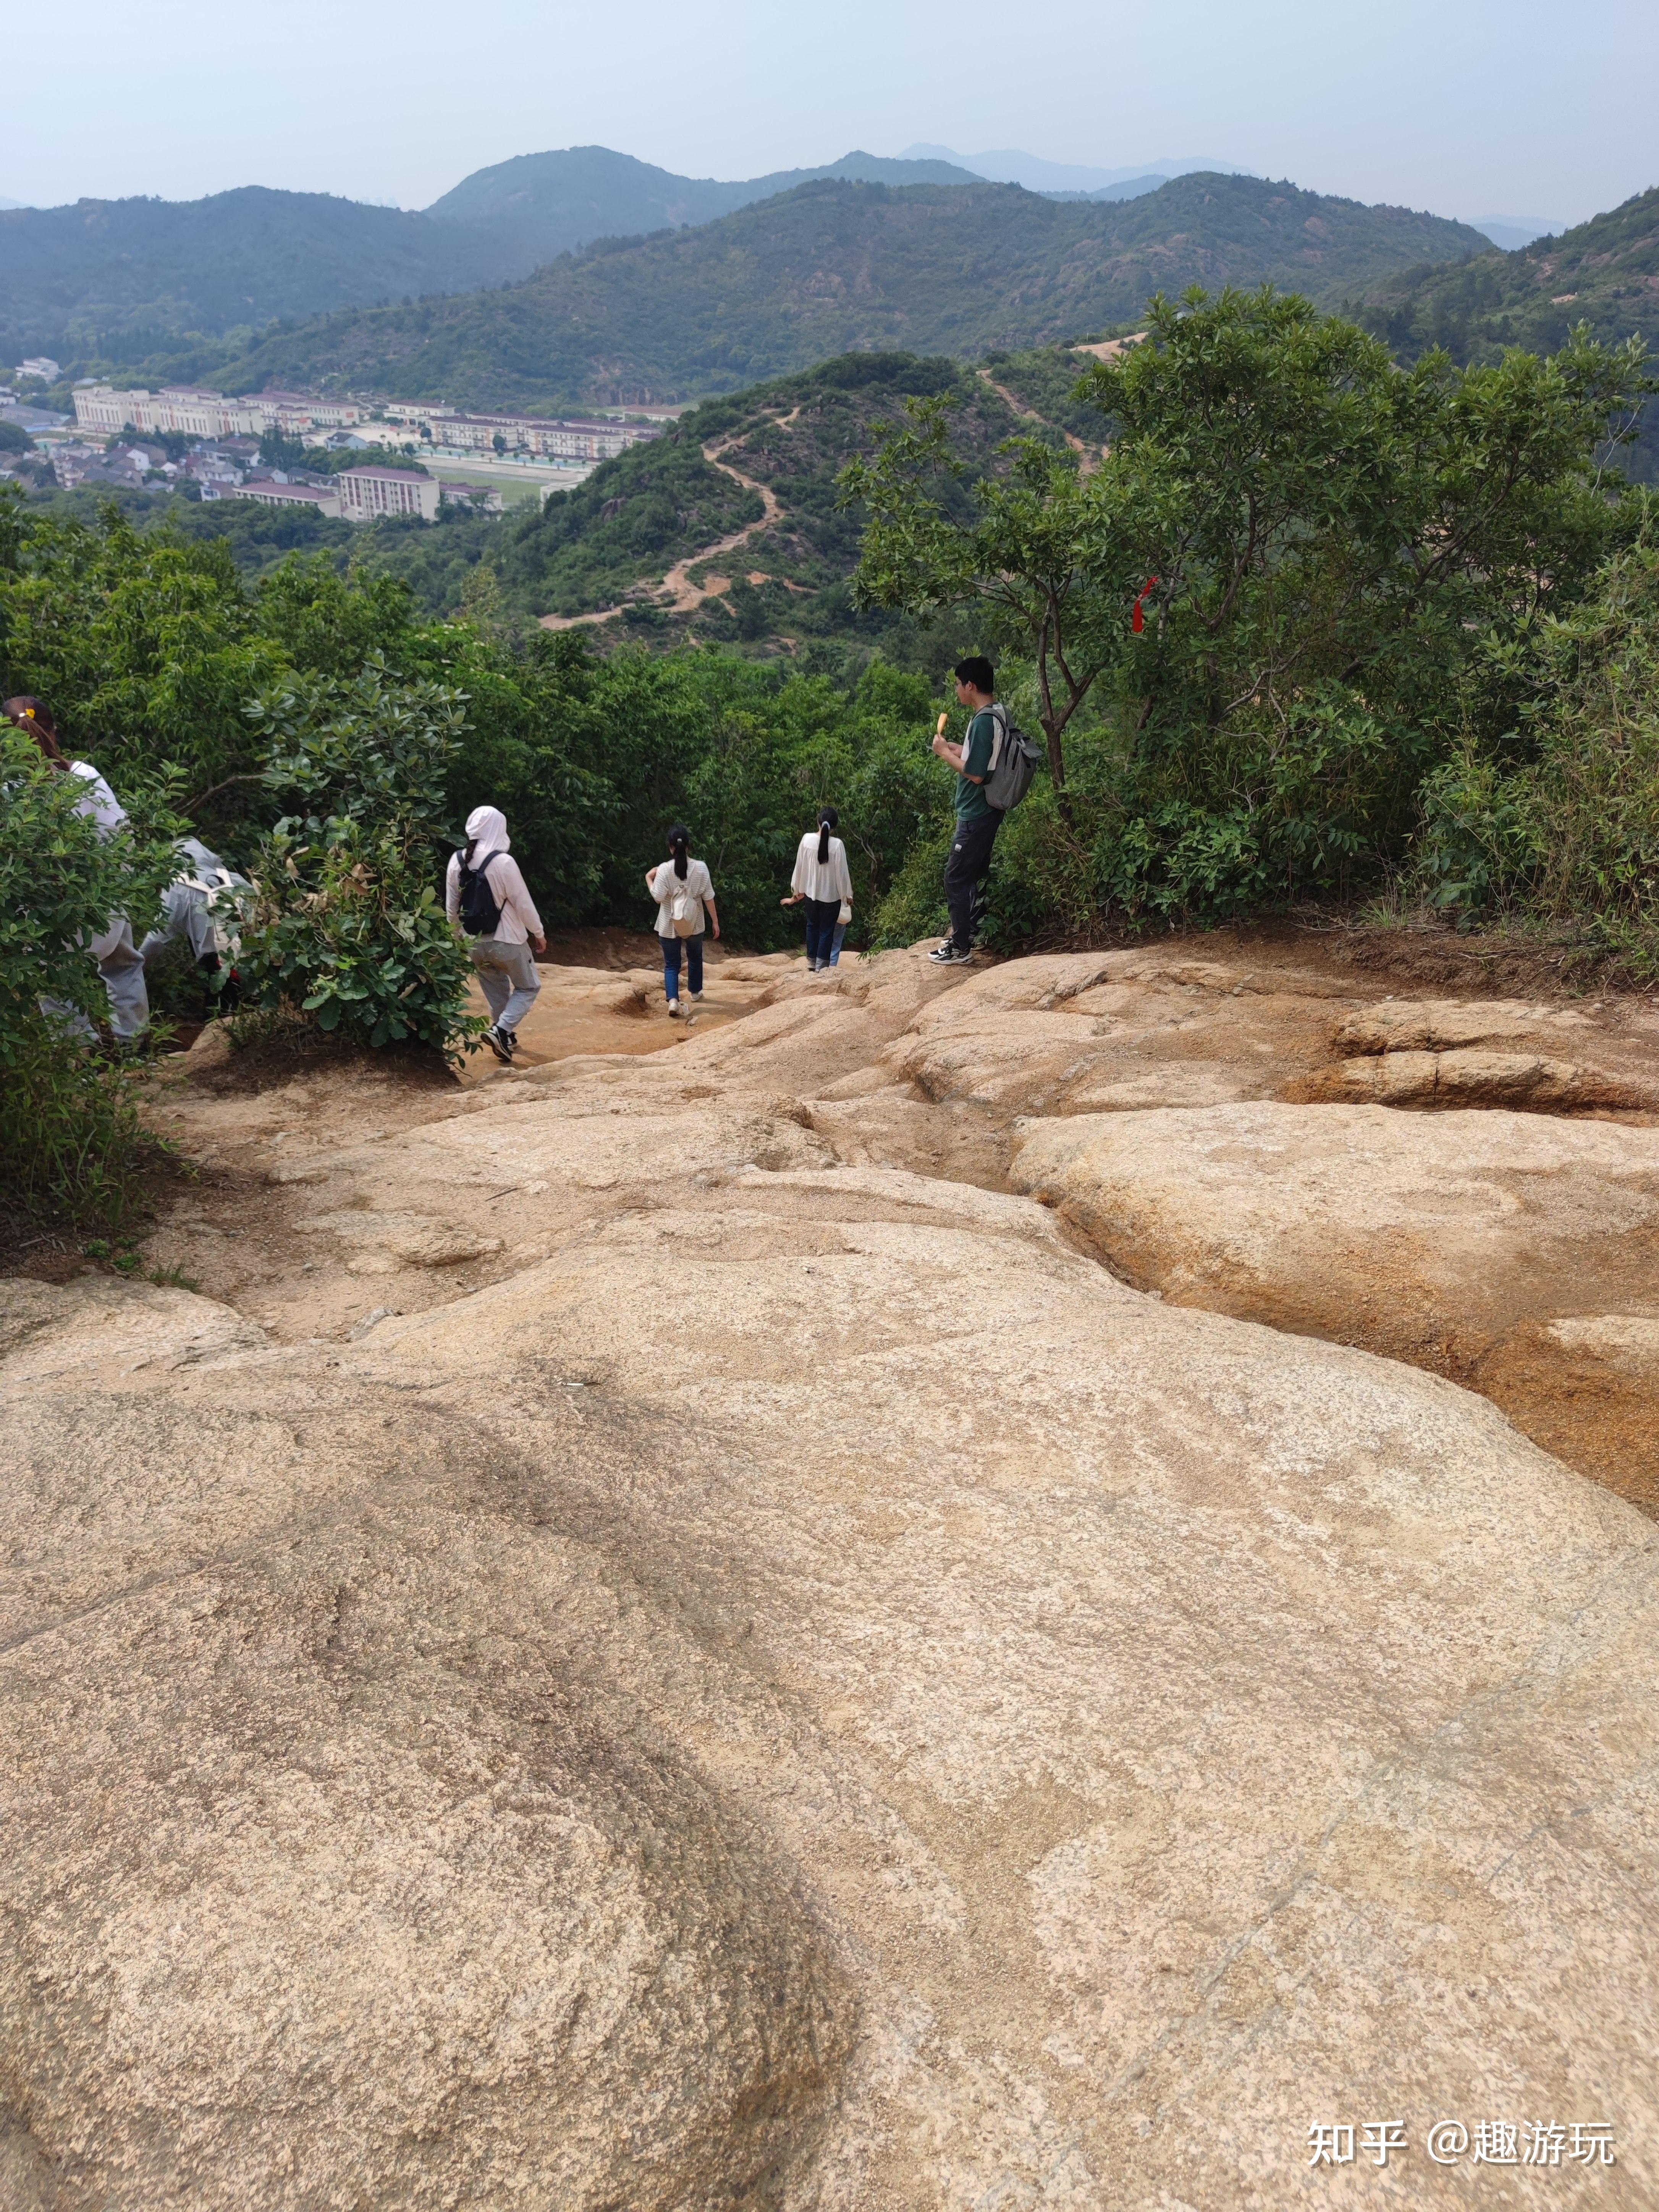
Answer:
[
  {"xmin": 804, "ymin": 897, "xmax": 839, "ymax": 967},
  {"xmin": 661, "ymin": 932, "xmax": 703, "ymax": 1000},
  {"xmin": 829, "ymin": 921, "xmax": 848, "ymax": 964}
]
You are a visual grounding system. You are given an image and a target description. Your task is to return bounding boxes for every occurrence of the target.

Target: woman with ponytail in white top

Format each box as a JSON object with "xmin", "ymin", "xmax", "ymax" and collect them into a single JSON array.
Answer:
[
  {"xmin": 645, "ymin": 823, "xmax": 719, "ymax": 1021},
  {"xmin": 782, "ymin": 807, "xmax": 853, "ymax": 972}
]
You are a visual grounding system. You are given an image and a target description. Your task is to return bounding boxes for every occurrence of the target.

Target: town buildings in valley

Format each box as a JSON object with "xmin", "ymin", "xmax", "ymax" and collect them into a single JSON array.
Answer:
[{"xmin": 57, "ymin": 380, "xmax": 660, "ymax": 521}]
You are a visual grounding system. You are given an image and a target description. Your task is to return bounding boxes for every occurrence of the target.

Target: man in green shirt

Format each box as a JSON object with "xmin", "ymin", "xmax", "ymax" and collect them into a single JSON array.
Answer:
[{"xmin": 929, "ymin": 655, "xmax": 1003, "ymax": 965}]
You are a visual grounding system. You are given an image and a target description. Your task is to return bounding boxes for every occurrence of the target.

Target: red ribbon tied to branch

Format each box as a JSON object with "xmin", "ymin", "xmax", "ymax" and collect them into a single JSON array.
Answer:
[{"xmin": 1131, "ymin": 577, "xmax": 1160, "ymax": 634}]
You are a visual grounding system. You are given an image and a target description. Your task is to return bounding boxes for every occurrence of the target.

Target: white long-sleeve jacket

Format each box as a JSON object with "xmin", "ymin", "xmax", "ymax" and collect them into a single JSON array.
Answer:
[{"xmin": 790, "ymin": 832, "xmax": 853, "ymax": 905}]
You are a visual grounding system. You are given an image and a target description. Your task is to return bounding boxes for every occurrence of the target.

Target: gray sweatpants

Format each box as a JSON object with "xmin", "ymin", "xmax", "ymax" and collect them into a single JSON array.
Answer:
[
  {"xmin": 41, "ymin": 915, "xmax": 150, "ymax": 1042},
  {"xmin": 470, "ymin": 936, "xmax": 541, "ymax": 1034}
]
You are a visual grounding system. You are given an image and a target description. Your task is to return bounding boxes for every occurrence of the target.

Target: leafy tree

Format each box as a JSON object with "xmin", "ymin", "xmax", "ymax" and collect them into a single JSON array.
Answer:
[
  {"xmin": 847, "ymin": 416, "xmax": 1110, "ymax": 798},
  {"xmin": 0, "ymin": 502, "xmax": 284, "ymax": 841},
  {"xmin": 233, "ymin": 664, "xmax": 482, "ymax": 1053}
]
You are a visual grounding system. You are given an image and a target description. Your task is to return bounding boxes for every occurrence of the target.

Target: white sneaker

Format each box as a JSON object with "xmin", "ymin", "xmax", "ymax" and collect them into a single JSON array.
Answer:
[{"xmin": 667, "ymin": 999, "xmax": 682, "ymax": 1018}]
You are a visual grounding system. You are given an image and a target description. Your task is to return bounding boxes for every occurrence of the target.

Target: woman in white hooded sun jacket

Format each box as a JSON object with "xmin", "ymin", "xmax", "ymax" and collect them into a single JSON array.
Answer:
[{"xmin": 445, "ymin": 804, "xmax": 547, "ymax": 1062}]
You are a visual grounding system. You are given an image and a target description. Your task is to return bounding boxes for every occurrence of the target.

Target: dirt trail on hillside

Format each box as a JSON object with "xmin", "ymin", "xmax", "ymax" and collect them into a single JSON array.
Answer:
[
  {"xmin": 538, "ymin": 440, "xmax": 784, "ymax": 632},
  {"xmin": 5, "ymin": 926, "xmax": 1659, "ymax": 2207},
  {"xmin": 978, "ymin": 369, "xmax": 1101, "ymax": 474}
]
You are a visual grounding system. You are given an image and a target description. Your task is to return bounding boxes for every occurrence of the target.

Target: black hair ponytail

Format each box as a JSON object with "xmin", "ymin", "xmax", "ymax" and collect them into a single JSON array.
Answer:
[
  {"xmin": 817, "ymin": 805, "xmax": 838, "ymax": 865},
  {"xmin": 668, "ymin": 823, "xmax": 690, "ymax": 880}
]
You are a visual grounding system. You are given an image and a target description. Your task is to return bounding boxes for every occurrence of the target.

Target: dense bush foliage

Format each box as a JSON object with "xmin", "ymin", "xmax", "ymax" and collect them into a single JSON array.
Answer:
[
  {"xmin": 1410, "ymin": 542, "xmax": 1659, "ymax": 972},
  {"xmin": 231, "ymin": 665, "xmax": 484, "ymax": 1052},
  {"xmin": 0, "ymin": 727, "xmax": 183, "ymax": 1227},
  {"xmin": 853, "ymin": 286, "xmax": 1656, "ymax": 936},
  {"xmin": 0, "ymin": 487, "xmax": 965, "ymax": 974}
]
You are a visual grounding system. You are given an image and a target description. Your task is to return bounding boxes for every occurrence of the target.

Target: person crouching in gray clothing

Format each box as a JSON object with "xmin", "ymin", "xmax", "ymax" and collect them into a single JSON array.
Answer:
[
  {"xmin": 139, "ymin": 836, "xmax": 249, "ymax": 1009},
  {"xmin": 445, "ymin": 804, "xmax": 547, "ymax": 1064}
]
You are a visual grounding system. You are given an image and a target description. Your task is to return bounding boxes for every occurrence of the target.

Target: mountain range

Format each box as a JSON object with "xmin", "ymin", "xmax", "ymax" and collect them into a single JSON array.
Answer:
[
  {"xmin": 903, "ymin": 144, "xmax": 1243, "ymax": 199},
  {"xmin": 0, "ymin": 150, "xmax": 979, "ymax": 357},
  {"xmin": 154, "ymin": 172, "xmax": 1489, "ymax": 414},
  {"xmin": 5, "ymin": 142, "xmax": 1523, "ymax": 370}
]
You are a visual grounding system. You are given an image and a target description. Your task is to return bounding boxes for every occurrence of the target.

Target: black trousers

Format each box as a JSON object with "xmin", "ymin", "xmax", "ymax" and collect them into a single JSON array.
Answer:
[{"xmin": 944, "ymin": 811, "xmax": 1001, "ymax": 949}]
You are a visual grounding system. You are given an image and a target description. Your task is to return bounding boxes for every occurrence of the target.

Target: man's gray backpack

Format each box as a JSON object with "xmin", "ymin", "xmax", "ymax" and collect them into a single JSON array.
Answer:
[{"xmin": 984, "ymin": 705, "xmax": 1043, "ymax": 813}]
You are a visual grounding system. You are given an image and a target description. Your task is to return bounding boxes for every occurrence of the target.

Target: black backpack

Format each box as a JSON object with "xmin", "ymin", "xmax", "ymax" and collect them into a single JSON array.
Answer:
[{"xmin": 458, "ymin": 850, "xmax": 503, "ymax": 936}]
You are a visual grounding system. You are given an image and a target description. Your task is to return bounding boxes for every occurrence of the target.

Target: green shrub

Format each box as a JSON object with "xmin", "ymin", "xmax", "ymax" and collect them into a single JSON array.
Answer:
[
  {"xmin": 1410, "ymin": 539, "xmax": 1659, "ymax": 970},
  {"xmin": 231, "ymin": 661, "xmax": 484, "ymax": 1055},
  {"xmin": 0, "ymin": 729, "xmax": 183, "ymax": 1226},
  {"xmin": 0, "ymin": 1014, "xmax": 157, "ymax": 1231}
]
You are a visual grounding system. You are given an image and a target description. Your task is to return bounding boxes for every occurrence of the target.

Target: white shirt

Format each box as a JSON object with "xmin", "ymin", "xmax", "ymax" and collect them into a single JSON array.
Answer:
[
  {"xmin": 70, "ymin": 760, "xmax": 126, "ymax": 834},
  {"xmin": 445, "ymin": 849, "xmax": 543, "ymax": 945},
  {"xmin": 649, "ymin": 856, "xmax": 714, "ymax": 938},
  {"xmin": 790, "ymin": 831, "xmax": 853, "ymax": 905}
]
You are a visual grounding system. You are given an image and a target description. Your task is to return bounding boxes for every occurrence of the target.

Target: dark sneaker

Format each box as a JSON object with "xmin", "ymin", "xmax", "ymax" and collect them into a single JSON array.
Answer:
[
  {"xmin": 485, "ymin": 1023, "xmax": 515, "ymax": 1063},
  {"xmin": 928, "ymin": 942, "xmax": 972, "ymax": 965}
]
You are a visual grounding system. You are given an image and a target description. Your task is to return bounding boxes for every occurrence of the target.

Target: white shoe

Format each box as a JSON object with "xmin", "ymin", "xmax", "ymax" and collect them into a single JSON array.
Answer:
[{"xmin": 667, "ymin": 999, "xmax": 682, "ymax": 1018}]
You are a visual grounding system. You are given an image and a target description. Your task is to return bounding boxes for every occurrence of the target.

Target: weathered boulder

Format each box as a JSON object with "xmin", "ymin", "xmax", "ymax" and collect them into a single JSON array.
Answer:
[
  {"xmin": 1009, "ymin": 1099, "xmax": 1659, "ymax": 1504},
  {"xmin": 868, "ymin": 951, "xmax": 1352, "ymax": 1116}
]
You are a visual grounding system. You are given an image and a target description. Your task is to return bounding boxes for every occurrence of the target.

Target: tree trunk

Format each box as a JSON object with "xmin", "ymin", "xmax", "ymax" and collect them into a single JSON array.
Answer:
[{"xmin": 1041, "ymin": 718, "xmax": 1074, "ymax": 827}]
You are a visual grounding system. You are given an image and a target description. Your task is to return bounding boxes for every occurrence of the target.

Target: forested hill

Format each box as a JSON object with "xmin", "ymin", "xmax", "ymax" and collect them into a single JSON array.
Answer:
[
  {"xmin": 486, "ymin": 348, "xmax": 1063, "ymax": 637},
  {"xmin": 0, "ymin": 189, "xmax": 519, "ymax": 357},
  {"xmin": 215, "ymin": 173, "xmax": 1488, "ymax": 412},
  {"xmin": 422, "ymin": 146, "xmax": 979, "ymax": 266},
  {"xmin": 0, "ymin": 150, "xmax": 977, "ymax": 358},
  {"xmin": 1359, "ymin": 185, "xmax": 1659, "ymax": 364}
]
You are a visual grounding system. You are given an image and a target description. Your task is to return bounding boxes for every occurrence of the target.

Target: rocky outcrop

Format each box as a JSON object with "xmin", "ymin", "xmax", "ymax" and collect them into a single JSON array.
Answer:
[
  {"xmin": 6, "ymin": 938, "xmax": 1659, "ymax": 2207},
  {"xmin": 1009, "ymin": 1099, "xmax": 1659, "ymax": 1508}
]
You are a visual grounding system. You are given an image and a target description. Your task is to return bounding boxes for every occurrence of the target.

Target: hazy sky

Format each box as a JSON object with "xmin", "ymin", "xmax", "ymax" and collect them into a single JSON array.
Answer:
[{"xmin": 6, "ymin": 0, "xmax": 1653, "ymax": 228}]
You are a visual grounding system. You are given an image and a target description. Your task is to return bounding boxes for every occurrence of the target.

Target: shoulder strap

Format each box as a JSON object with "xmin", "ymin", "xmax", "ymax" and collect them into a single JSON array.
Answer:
[{"xmin": 987, "ymin": 702, "xmax": 1009, "ymax": 771}]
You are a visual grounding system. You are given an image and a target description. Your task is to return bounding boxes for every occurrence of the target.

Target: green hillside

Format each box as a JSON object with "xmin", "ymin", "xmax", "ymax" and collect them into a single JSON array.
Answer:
[
  {"xmin": 214, "ymin": 173, "xmax": 1488, "ymax": 413},
  {"xmin": 1357, "ymin": 186, "xmax": 1659, "ymax": 480},
  {"xmin": 490, "ymin": 349, "xmax": 1046, "ymax": 634},
  {"xmin": 1360, "ymin": 186, "xmax": 1659, "ymax": 362},
  {"xmin": 0, "ymin": 188, "xmax": 517, "ymax": 357},
  {"xmin": 0, "ymin": 149, "xmax": 979, "ymax": 360}
]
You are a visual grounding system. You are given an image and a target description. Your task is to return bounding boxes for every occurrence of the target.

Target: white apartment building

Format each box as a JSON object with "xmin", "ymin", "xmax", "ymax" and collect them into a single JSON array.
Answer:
[
  {"xmin": 18, "ymin": 357, "xmax": 61, "ymax": 381},
  {"xmin": 248, "ymin": 389, "xmax": 367, "ymax": 434},
  {"xmin": 376, "ymin": 401, "xmax": 660, "ymax": 463},
  {"xmin": 203, "ymin": 480, "xmax": 342, "ymax": 518},
  {"xmin": 73, "ymin": 384, "xmax": 366, "ymax": 441},
  {"xmin": 336, "ymin": 466, "xmax": 440, "ymax": 524},
  {"xmin": 426, "ymin": 412, "xmax": 661, "ymax": 462},
  {"xmin": 76, "ymin": 386, "xmax": 265, "ymax": 439}
]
